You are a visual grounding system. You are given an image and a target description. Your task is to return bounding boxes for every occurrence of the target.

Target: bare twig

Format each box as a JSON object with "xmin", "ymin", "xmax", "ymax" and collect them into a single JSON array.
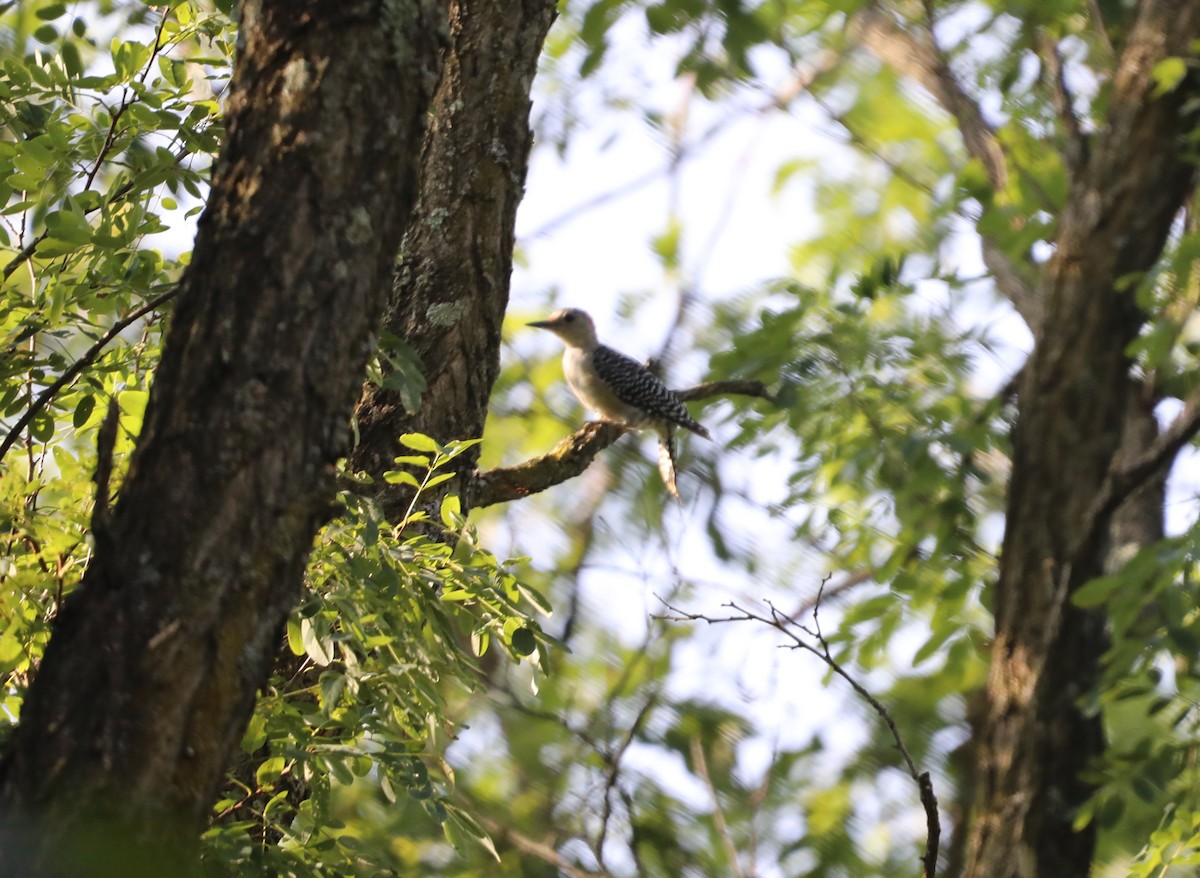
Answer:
[
  {"xmin": 851, "ymin": 3, "xmax": 1047, "ymax": 331},
  {"xmin": 979, "ymin": 238, "xmax": 1043, "ymax": 331},
  {"xmin": 0, "ymin": 286, "xmax": 180, "ymax": 460},
  {"xmin": 790, "ymin": 567, "xmax": 874, "ymax": 622},
  {"xmin": 1086, "ymin": 0, "xmax": 1116, "ymax": 58},
  {"xmin": 657, "ymin": 581, "xmax": 941, "ymax": 878},
  {"xmin": 468, "ymin": 379, "xmax": 772, "ymax": 508},
  {"xmin": 593, "ymin": 693, "xmax": 657, "ymax": 870}
]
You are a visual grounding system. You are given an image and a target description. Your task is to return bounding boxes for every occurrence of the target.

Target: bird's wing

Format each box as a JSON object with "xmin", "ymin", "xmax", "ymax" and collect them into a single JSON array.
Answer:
[{"xmin": 591, "ymin": 346, "xmax": 709, "ymax": 437}]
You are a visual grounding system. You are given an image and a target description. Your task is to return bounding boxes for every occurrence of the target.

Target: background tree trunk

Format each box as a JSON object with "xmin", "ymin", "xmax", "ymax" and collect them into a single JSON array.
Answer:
[
  {"xmin": 0, "ymin": 2, "xmax": 446, "ymax": 873},
  {"xmin": 965, "ymin": 2, "xmax": 1200, "ymax": 874}
]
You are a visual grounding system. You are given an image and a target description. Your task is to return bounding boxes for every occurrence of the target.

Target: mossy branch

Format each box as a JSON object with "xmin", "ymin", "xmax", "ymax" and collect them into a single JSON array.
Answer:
[{"xmin": 468, "ymin": 379, "xmax": 773, "ymax": 508}]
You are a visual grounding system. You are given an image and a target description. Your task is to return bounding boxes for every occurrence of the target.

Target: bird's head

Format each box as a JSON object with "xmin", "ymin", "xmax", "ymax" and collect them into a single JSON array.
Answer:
[{"xmin": 527, "ymin": 307, "xmax": 598, "ymax": 347}]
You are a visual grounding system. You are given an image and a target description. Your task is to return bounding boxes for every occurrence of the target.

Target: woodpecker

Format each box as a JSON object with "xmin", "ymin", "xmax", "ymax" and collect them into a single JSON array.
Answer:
[{"xmin": 528, "ymin": 307, "xmax": 710, "ymax": 499}]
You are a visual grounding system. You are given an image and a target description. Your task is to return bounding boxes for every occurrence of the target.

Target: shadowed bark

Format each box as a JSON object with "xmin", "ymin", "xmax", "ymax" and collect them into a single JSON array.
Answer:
[
  {"xmin": 0, "ymin": 2, "xmax": 446, "ymax": 873},
  {"xmin": 348, "ymin": 0, "xmax": 559, "ymax": 519},
  {"xmin": 215, "ymin": 0, "xmax": 560, "ymax": 843}
]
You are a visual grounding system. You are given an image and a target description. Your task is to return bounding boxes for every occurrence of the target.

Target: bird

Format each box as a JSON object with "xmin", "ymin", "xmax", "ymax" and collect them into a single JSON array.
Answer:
[{"xmin": 528, "ymin": 307, "xmax": 710, "ymax": 499}]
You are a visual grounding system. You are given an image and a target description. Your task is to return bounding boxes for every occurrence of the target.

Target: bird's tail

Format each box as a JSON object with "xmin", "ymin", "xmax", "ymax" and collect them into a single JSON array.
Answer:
[{"xmin": 657, "ymin": 428, "xmax": 682, "ymax": 501}]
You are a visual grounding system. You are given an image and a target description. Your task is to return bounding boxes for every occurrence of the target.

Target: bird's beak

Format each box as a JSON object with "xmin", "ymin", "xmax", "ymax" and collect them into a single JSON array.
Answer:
[{"xmin": 527, "ymin": 318, "xmax": 555, "ymax": 329}]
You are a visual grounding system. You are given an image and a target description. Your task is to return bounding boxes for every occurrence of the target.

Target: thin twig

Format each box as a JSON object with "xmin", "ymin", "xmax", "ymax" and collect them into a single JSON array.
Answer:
[
  {"xmin": 593, "ymin": 693, "xmax": 657, "ymax": 870},
  {"xmin": 853, "ymin": 1, "xmax": 1007, "ymax": 190},
  {"xmin": 1072, "ymin": 380, "xmax": 1200, "ymax": 566},
  {"xmin": 523, "ymin": 57, "xmax": 836, "ymax": 242},
  {"xmin": 657, "ymin": 583, "xmax": 941, "ymax": 878},
  {"xmin": 0, "ymin": 286, "xmax": 180, "ymax": 460},
  {"xmin": 1085, "ymin": 0, "xmax": 1116, "ymax": 57},
  {"xmin": 472, "ymin": 812, "xmax": 609, "ymax": 878}
]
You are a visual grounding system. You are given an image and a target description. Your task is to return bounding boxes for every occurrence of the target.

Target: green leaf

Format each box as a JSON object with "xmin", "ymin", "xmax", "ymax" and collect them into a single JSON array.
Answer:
[
  {"xmin": 517, "ymin": 584, "xmax": 553, "ymax": 616},
  {"xmin": 255, "ymin": 755, "xmax": 286, "ymax": 787},
  {"xmin": 1152, "ymin": 57, "xmax": 1189, "ymax": 97},
  {"xmin": 1073, "ymin": 574, "xmax": 1123, "ymax": 608},
  {"xmin": 443, "ymin": 815, "xmax": 465, "ymax": 851},
  {"xmin": 300, "ymin": 617, "xmax": 333, "ymax": 666},
  {"xmin": 440, "ymin": 494, "xmax": 461, "ymax": 527},
  {"xmin": 29, "ymin": 411, "xmax": 54, "ymax": 443},
  {"xmin": 72, "ymin": 394, "xmax": 95, "ymax": 429},
  {"xmin": 391, "ymin": 454, "xmax": 430, "ymax": 466},
  {"xmin": 61, "ymin": 41, "xmax": 82, "ymax": 79},
  {"xmin": 510, "ymin": 626, "xmax": 536, "ymax": 656},
  {"xmin": 241, "ymin": 712, "xmax": 267, "ymax": 753},
  {"xmin": 44, "ymin": 209, "xmax": 93, "ymax": 244},
  {"xmin": 383, "ymin": 469, "xmax": 420, "ymax": 488},
  {"xmin": 286, "ymin": 616, "xmax": 305, "ymax": 656},
  {"xmin": 399, "ymin": 432, "xmax": 441, "ymax": 453}
]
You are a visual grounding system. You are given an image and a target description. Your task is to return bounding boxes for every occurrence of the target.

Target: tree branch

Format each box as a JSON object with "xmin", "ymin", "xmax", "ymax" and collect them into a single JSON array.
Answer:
[
  {"xmin": 979, "ymin": 238, "xmax": 1043, "ymax": 330},
  {"xmin": 674, "ymin": 379, "xmax": 774, "ymax": 403},
  {"xmin": 1074, "ymin": 383, "xmax": 1200, "ymax": 564},
  {"xmin": 593, "ymin": 693, "xmax": 657, "ymax": 871},
  {"xmin": 852, "ymin": 3, "xmax": 1049, "ymax": 331},
  {"xmin": 0, "ymin": 286, "xmax": 180, "ymax": 460},
  {"xmin": 853, "ymin": 3, "xmax": 1007, "ymax": 191},
  {"xmin": 690, "ymin": 736, "xmax": 747, "ymax": 878},
  {"xmin": 468, "ymin": 379, "xmax": 772, "ymax": 508}
]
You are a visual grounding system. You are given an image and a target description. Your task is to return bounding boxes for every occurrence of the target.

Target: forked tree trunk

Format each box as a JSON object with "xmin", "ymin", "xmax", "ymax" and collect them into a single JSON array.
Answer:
[
  {"xmin": 965, "ymin": 2, "xmax": 1200, "ymax": 874},
  {"xmin": 0, "ymin": 2, "xmax": 446, "ymax": 873},
  {"xmin": 349, "ymin": 0, "xmax": 559, "ymax": 517}
]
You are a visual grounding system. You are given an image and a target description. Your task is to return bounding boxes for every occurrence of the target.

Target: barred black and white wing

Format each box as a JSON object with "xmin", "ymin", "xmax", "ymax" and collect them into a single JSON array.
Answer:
[{"xmin": 590, "ymin": 345, "xmax": 710, "ymax": 438}]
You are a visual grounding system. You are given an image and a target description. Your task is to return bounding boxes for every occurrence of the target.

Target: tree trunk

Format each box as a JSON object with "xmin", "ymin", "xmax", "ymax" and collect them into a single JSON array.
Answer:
[
  {"xmin": 218, "ymin": 0, "xmax": 557, "ymax": 831},
  {"xmin": 0, "ymin": 2, "xmax": 446, "ymax": 874},
  {"xmin": 965, "ymin": 2, "xmax": 1200, "ymax": 875},
  {"xmin": 348, "ymin": 0, "xmax": 558, "ymax": 519}
]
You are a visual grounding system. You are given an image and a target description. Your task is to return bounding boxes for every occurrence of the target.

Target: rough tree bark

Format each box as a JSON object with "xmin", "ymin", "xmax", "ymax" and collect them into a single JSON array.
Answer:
[
  {"xmin": 0, "ymin": 1, "xmax": 445, "ymax": 874},
  {"xmin": 348, "ymin": 0, "xmax": 559, "ymax": 517},
  {"xmin": 217, "ymin": 0, "xmax": 558, "ymax": 831},
  {"xmin": 965, "ymin": 1, "xmax": 1200, "ymax": 875}
]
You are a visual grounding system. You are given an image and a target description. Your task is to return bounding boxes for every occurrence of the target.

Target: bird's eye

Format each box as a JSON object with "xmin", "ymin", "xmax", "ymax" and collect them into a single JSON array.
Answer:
[{"xmin": 564, "ymin": 313, "xmax": 575, "ymax": 323}]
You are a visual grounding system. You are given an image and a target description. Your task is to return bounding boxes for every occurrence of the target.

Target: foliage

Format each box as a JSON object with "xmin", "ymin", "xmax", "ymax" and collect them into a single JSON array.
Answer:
[
  {"xmin": 203, "ymin": 437, "xmax": 552, "ymax": 875},
  {"xmin": 1, "ymin": 0, "xmax": 232, "ymax": 737}
]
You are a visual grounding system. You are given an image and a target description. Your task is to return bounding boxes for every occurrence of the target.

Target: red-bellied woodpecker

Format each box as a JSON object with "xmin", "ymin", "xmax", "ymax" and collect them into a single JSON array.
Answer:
[{"xmin": 528, "ymin": 307, "xmax": 710, "ymax": 499}]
